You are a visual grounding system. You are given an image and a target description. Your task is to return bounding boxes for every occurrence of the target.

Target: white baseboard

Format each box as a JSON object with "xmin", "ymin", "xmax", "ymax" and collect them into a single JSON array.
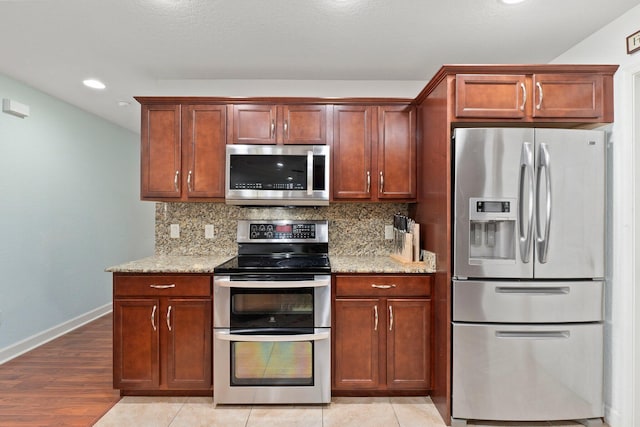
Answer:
[{"xmin": 0, "ymin": 303, "xmax": 113, "ymax": 365}]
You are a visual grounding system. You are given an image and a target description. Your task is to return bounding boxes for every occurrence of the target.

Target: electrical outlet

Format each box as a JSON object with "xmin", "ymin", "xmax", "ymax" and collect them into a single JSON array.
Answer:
[
  {"xmin": 205, "ymin": 224, "xmax": 215, "ymax": 239},
  {"xmin": 384, "ymin": 225, "xmax": 394, "ymax": 240},
  {"xmin": 170, "ymin": 224, "xmax": 180, "ymax": 238}
]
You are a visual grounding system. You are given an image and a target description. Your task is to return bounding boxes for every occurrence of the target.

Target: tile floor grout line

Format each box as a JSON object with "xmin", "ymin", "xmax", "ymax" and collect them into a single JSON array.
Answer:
[{"xmin": 166, "ymin": 398, "xmax": 187, "ymax": 427}]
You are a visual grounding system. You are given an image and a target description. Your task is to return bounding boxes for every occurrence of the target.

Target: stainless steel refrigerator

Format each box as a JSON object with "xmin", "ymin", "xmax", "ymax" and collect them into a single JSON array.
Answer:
[{"xmin": 451, "ymin": 128, "xmax": 605, "ymax": 427}]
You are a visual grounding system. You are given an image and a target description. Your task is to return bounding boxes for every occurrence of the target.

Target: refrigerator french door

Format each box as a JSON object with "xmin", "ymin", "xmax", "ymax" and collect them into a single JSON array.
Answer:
[{"xmin": 451, "ymin": 128, "xmax": 605, "ymax": 426}]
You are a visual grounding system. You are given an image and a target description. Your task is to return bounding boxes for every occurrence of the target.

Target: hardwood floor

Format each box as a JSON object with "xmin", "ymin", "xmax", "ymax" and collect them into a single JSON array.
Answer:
[{"xmin": 0, "ymin": 314, "xmax": 121, "ymax": 426}]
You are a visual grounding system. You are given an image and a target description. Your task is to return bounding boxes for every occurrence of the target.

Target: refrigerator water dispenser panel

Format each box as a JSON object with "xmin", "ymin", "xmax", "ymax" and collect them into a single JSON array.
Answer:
[{"xmin": 469, "ymin": 197, "xmax": 516, "ymax": 264}]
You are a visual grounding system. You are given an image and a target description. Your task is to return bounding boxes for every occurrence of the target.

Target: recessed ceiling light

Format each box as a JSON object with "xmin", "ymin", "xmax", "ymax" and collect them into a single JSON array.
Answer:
[
  {"xmin": 83, "ymin": 79, "xmax": 106, "ymax": 90},
  {"xmin": 500, "ymin": 0, "xmax": 526, "ymax": 4}
]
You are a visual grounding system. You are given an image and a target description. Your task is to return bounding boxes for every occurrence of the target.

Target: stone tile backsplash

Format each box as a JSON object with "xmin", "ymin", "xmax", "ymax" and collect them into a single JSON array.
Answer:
[{"xmin": 155, "ymin": 202, "xmax": 409, "ymax": 256}]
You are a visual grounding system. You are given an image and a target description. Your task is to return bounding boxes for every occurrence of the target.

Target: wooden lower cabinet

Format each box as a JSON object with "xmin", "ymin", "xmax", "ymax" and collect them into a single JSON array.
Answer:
[
  {"xmin": 113, "ymin": 274, "xmax": 212, "ymax": 394},
  {"xmin": 333, "ymin": 275, "xmax": 432, "ymax": 393}
]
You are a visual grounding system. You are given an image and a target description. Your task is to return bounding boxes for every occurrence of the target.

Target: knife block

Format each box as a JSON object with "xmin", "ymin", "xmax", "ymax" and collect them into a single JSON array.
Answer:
[{"xmin": 390, "ymin": 224, "xmax": 421, "ymax": 264}]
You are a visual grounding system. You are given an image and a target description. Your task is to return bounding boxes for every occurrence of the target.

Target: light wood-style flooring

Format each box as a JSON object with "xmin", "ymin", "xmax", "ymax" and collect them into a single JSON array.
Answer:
[{"xmin": 0, "ymin": 314, "xmax": 120, "ymax": 426}]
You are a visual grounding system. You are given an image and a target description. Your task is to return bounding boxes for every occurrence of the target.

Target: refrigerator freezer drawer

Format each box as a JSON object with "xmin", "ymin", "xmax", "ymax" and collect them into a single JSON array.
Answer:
[
  {"xmin": 452, "ymin": 323, "xmax": 603, "ymax": 422},
  {"xmin": 453, "ymin": 280, "xmax": 603, "ymax": 323}
]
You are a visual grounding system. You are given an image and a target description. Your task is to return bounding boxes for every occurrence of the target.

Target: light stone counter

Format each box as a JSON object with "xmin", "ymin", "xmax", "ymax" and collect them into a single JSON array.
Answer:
[
  {"xmin": 106, "ymin": 251, "xmax": 435, "ymax": 275},
  {"xmin": 105, "ymin": 255, "xmax": 234, "ymax": 274},
  {"xmin": 330, "ymin": 252, "xmax": 435, "ymax": 274}
]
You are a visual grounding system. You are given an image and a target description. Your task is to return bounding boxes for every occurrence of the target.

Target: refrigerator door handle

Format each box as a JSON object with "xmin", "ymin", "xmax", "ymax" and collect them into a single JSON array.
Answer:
[
  {"xmin": 535, "ymin": 143, "xmax": 552, "ymax": 263},
  {"xmin": 518, "ymin": 142, "xmax": 534, "ymax": 263}
]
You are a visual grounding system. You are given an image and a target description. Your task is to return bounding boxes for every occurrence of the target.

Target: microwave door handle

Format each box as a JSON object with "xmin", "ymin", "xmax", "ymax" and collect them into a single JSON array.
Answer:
[{"xmin": 307, "ymin": 150, "xmax": 314, "ymax": 195}]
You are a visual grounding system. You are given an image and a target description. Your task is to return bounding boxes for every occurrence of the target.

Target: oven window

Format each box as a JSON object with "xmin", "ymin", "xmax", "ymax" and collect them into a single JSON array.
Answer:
[
  {"xmin": 230, "ymin": 288, "xmax": 315, "ymax": 328},
  {"xmin": 231, "ymin": 341, "xmax": 313, "ymax": 386}
]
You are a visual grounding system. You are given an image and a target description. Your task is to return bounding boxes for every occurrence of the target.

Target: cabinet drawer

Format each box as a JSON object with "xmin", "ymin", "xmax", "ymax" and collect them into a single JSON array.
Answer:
[
  {"xmin": 335, "ymin": 275, "xmax": 431, "ymax": 297},
  {"xmin": 114, "ymin": 275, "xmax": 212, "ymax": 297}
]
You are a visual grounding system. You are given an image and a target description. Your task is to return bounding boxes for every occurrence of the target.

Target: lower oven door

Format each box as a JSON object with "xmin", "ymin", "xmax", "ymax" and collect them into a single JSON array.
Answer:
[{"xmin": 213, "ymin": 328, "xmax": 331, "ymax": 404}]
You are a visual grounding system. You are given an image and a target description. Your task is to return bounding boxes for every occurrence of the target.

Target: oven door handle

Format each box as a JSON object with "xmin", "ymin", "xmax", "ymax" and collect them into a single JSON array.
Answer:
[
  {"xmin": 215, "ymin": 276, "xmax": 330, "ymax": 288},
  {"xmin": 215, "ymin": 329, "xmax": 330, "ymax": 342}
]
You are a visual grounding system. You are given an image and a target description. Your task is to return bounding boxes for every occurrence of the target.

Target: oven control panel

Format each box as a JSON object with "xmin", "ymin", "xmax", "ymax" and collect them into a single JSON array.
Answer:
[
  {"xmin": 250, "ymin": 223, "xmax": 315, "ymax": 240},
  {"xmin": 237, "ymin": 220, "xmax": 328, "ymax": 243}
]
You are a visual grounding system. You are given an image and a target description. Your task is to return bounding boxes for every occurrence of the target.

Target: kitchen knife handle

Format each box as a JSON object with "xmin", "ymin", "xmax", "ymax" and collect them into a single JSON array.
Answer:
[
  {"xmin": 379, "ymin": 171, "xmax": 384, "ymax": 193},
  {"xmin": 366, "ymin": 171, "xmax": 371, "ymax": 193},
  {"xmin": 166, "ymin": 305, "xmax": 172, "ymax": 331},
  {"xmin": 535, "ymin": 82, "xmax": 544, "ymax": 110},
  {"xmin": 520, "ymin": 82, "xmax": 527, "ymax": 111},
  {"xmin": 373, "ymin": 305, "xmax": 379, "ymax": 331},
  {"xmin": 151, "ymin": 305, "xmax": 157, "ymax": 331}
]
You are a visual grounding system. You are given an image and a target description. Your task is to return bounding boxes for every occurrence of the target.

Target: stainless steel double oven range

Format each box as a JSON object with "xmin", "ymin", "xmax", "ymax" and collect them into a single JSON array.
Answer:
[{"xmin": 213, "ymin": 220, "xmax": 331, "ymax": 405}]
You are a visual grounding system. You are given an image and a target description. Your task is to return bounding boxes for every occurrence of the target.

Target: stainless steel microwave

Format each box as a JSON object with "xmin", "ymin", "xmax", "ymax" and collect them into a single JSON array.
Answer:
[{"xmin": 225, "ymin": 144, "xmax": 330, "ymax": 206}]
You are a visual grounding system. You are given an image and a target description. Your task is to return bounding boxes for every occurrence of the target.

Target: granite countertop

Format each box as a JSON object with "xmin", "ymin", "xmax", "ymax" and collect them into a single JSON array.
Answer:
[{"xmin": 106, "ymin": 252, "xmax": 436, "ymax": 275}]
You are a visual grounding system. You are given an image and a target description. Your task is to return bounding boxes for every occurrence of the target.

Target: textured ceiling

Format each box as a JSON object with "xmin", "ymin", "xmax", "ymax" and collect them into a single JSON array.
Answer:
[{"xmin": 0, "ymin": 0, "xmax": 638, "ymax": 133}]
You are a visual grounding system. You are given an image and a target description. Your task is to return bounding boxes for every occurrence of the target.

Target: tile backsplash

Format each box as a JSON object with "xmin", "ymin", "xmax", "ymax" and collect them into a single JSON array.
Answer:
[{"xmin": 155, "ymin": 202, "xmax": 409, "ymax": 256}]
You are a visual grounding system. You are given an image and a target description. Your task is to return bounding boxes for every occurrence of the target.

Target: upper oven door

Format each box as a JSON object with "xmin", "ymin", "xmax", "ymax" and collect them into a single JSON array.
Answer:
[
  {"xmin": 214, "ymin": 274, "xmax": 331, "ymax": 328},
  {"xmin": 225, "ymin": 144, "xmax": 330, "ymax": 206}
]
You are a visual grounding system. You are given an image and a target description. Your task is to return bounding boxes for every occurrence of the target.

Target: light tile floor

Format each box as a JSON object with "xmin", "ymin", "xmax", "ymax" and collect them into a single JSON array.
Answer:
[{"xmin": 94, "ymin": 396, "xmax": 597, "ymax": 427}]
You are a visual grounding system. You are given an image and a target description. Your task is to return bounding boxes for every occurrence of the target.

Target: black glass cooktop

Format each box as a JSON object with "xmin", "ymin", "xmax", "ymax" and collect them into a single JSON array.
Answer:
[{"xmin": 214, "ymin": 254, "xmax": 331, "ymax": 274}]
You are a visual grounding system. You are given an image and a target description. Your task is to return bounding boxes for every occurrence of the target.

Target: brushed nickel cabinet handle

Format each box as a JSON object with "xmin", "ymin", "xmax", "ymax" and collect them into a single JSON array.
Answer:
[
  {"xmin": 271, "ymin": 120, "xmax": 275, "ymax": 139},
  {"xmin": 379, "ymin": 171, "xmax": 384, "ymax": 193},
  {"xmin": 366, "ymin": 171, "xmax": 371, "ymax": 193},
  {"xmin": 520, "ymin": 82, "xmax": 527, "ymax": 111},
  {"xmin": 166, "ymin": 305, "xmax": 172, "ymax": 331},
  {"xmin": 536, "ymin": 82, "xmax": 544, "ymax": 110},
  {"xmin": 374, "ymin": 305, "xmax": 379, "ymax": 331},
  {"xmin": 150, "ymin": 284, "xmax": 176, "ymax": 289},
  {"xmin": 371, "ymin": 284, "xmax": 396, "ymax": 289},
  {"xmin": 389, "ymin": 306, "xmax": 394, "ymax": 331},
  {"xmin": 173, "ymin": 170, "xmax": 180, "ymax": 192},
  {"xmin": 187, "ymin": 170, "xmax": 193, "ymax": 192},
  {"xmin": 151, "ymin": 305, "xmax": 157, "ymax": 331},
  {"xmin": 284, "ymin": 120, "xmax": 288, "ymax": 138}
]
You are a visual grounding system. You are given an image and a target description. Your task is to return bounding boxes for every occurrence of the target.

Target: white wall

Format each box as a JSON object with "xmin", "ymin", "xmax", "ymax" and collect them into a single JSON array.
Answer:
[
  {"xmin": 552, "ymin": 4, "xmax": 640, "ymax": 426},
  {"xmin": 0, "ymin": 73, "xmax": 155, "ymax": 361}
]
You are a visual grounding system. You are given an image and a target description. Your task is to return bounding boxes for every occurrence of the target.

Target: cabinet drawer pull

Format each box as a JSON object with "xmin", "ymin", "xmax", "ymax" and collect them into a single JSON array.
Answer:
[
  {"xmin": 366, "ymin": 171, "xmax": 371, "ymax": 193},
  {"xmin": 379, "ymin": 171, "xmax": 384, "ymax": 193},
  {"xmin": 371, "ymin": 284, "xmax": 396, "ymax": 289},
  {"xmin": 284, "ymin": 120, "xmax": 288, "ymax": 138},
  {"xmin": 187, "ymin": 170, "xmax": 193, "ymax": 192},
  {"xmin": 173, "ymin": 170, "xmax": 179, "ymax": 192},
  {"xmin": 151, "ymin": 305, "xmax": 157, "ymax": 331},
  {"xmin": 520, "ymin": 82, "xmax": 527, "ymax": 111},
  {"xmin": 389, "ymin": 306, "xmax": 394, "ymax": 331},
  {"xmin": 149, "ymin": 284, "xmax": 176, "ymax": 289},
  {"xmin": 271, "ymin": 120, "xmax": 275, "ymax": 139},
  {"xmin": 166, "ymin": 305, "xmax": 172, "ymax": 331},
  {"xmin": 374, "ymin": 305, "xmax": 379, "ymax": 331}
]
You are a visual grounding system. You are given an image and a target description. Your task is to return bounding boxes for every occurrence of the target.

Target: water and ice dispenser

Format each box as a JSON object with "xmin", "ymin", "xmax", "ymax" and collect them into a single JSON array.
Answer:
[{"xmin": 468, "ymin": 198, "xmax": 516, "ymax": 263}]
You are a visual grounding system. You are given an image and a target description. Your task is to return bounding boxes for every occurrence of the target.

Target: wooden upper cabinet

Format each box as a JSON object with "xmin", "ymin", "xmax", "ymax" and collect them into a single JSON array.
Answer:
[
  {"xmin": 229, "ymin": 104, "xmax": 327, "ymax": 145},
  {"xmin": 182, "ymin": 105, "xmax": 226, "ymax": 198},
  {"xmin": 377, "ymin": 106, "xmax": 416, "ymax": 200},
  {"xmin": 454, "ymin": 70, "xmax": 612, "ymax": 122},
  {"xmin": 532, "ymin": 73, "xmax": 603, "ymax": 118},
  {"xmin": 141, "ymin": 104, "xmax": 182, "ymax": 199},
  {"xmin": 455, "ymin": 74, "xmax": 528, "ymax": 119},
  {"xmin": 140, "ymin": 103, "xmax": 226, "ymax": 201},
  {"xmin": 332, "ymin": 105, "xmax": 374, "ymax": 199}
]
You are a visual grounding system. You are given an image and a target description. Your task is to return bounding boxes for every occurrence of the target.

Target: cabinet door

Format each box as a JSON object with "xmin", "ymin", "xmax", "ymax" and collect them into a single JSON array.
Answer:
[
  {"xmin": 334, "ymin": 298, "xmax": 381, "ymax": 389},
  {"xmin": 386, "ymin": 298, "xmax": 431, "ymax": 389},
  {"xmin": 377, "ymin": 106, "xmax": 416, "ymax": 199},
  {"xmin": 141, "ymin": 104, "xmax": 182, "ymax": 198},
  {"xmin": 532, "ymin": 74, "xmax": 603, "ymax": 119},
  {"xmin": 332, "ymin": 105, "xmax": 374, "ymax": 199},
  {"xmin": 455, "ymin": 74, "xmax": 528, "ymax": 119},
  {"xmin": 113, "ymin": 299, "xmax": 160, "ymax": 390},
  {"xmin": 182, "ymin": 105, "xmax": 226, "ymax": 198},
  {"xmin": 231, "ymin": 104, "xmax": 277, "ymax": 144},
  {"xmin": 165, "ymin": 298, "xmax": 212, "ymax": 390},
  {"xmin": 282, "ymin": 105, "xmax": 327, "ymax": 145}
]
